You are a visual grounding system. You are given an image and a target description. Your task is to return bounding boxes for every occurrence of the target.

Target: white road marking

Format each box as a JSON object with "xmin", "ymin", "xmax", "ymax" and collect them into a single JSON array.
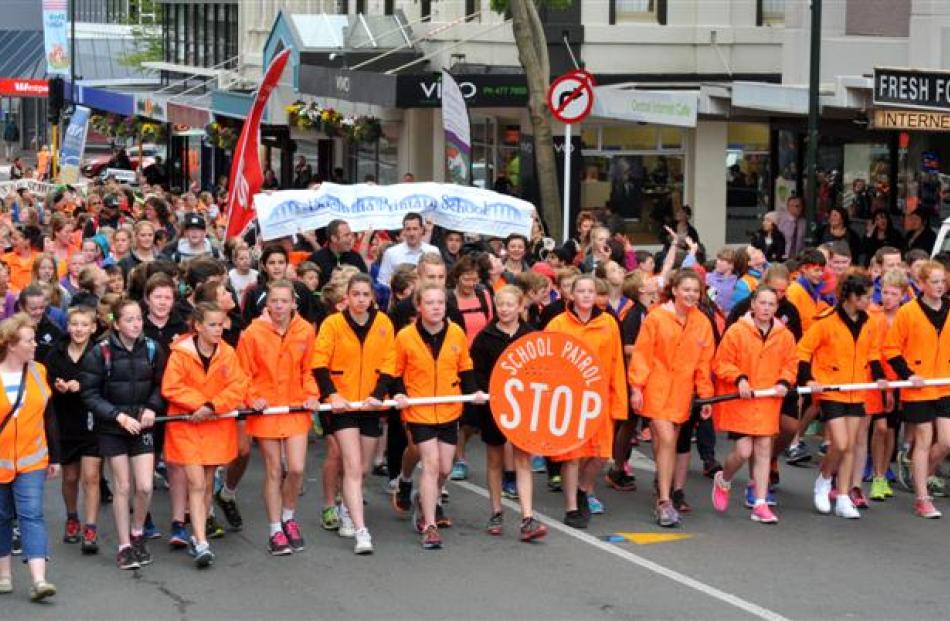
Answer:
[{"xmin": 453, "ymin": 480, "xmax": 791, "ymax": 621}]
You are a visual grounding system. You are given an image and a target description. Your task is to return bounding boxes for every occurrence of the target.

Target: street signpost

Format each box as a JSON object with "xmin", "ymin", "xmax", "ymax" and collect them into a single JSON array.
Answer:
[{"xmin": 547, "ymin": 70, "xmax": 595, "ymax": 242}]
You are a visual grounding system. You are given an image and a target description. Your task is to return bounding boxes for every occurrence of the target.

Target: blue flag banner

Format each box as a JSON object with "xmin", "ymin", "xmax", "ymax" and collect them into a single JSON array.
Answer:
[
  {"xmin": 59, "ymin": 106, "xmax": 91, "ymax": 184},
  {"xmin": 42, "ymin": 0, "xmax": 70, "ymax": 76},
  {"xmin": 254, "ymin": 182, "xmax": 536, "ymax": 241}
]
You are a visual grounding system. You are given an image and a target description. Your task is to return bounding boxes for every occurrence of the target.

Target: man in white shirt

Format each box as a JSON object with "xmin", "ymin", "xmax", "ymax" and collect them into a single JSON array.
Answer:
[{"xmin": 376, "ymin": 212, "xmax": 439, "ymax": 287}]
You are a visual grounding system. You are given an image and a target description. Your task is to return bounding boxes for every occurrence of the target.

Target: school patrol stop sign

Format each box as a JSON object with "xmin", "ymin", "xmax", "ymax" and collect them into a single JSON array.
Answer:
[{"xmin": 489, "ymin": 332, "xmax": 607, "ymax": 456}]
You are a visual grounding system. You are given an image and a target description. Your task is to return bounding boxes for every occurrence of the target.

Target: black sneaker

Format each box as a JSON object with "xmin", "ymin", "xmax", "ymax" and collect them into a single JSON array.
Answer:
[
  {"xmin": 206, "ymin": 515, "xmax": 226, "ymax": 539},
  {"xmin": 605, "ymin": 468, "xmax": 637, "ymax": 491},
  {"xmin": 214, "ymin": 490, "xmax": 243, "ymax": 531},
  {"xmin": 785, "ymin": 442, "xmax": 812, "ymax": 465},
  {"xmin": 131, "ymin": 535, "xmax": 153, "ymax": 566},
  {"xmin": 520, "ymin": 516, "xmax": 548, "ymax": 541},
  {"xmin": 702, "ymin": 460, "xmax": 723, "ymax": 479},
  {"xmin": 563, "ymin": 510, "xmax": 589, "ymax": 529},
  {"xmin": 393, "ymin": 479, "xmax": 412, "ymax": 514},
  {"xmin": 576, "ymin": 490, "xmax": 591, "ymax": 520},
  {"xmin": 371, "ymin": 463, "xmax": 388, "ymax": 477},
  {"xmin": 117, "ymin": 546, "xmax": 141, "ymax": 570}
]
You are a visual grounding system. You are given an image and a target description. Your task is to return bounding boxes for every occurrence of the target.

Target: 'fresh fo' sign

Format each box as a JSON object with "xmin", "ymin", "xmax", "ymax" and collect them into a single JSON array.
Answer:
[{"xmin": 489, "ymin": 332, "xmax": 606, "ymax": 456}]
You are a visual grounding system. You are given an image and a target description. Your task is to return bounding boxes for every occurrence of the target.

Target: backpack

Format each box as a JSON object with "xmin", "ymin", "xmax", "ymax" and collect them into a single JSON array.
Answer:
[{"xmin": 98, "ymin": 338, "xmax": 157, "ymax": 378}]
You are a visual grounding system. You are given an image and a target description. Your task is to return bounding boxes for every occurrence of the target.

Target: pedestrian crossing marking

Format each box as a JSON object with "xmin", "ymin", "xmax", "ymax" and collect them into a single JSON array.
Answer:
[{"xmin": 616, "ymin": 532, "xmax": 694, "ymax": 545}]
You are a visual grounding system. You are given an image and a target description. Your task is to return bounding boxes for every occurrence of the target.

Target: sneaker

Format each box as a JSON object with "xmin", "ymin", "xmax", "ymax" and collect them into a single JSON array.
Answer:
[
  {"xmin": 392, "ymin": 479, "xmax": 412, "ymax": 515},
  {"xmin": 927, "ymin": 475, "xmax": 948, "ymax": 498},
  {"xmin": 915, "ymin": 496, "xmax": 942, "ymax": 519},
  {"xmin": 117, "ymin": 546, "xmax": 140, "ymax": 570},
  {"xmin": 813, "ymin": 475, "xmax": 833, "ymax": 514},
  {"xmin": 338, "ymin": 504, "xmax": 356, "ymax": 538},
  {"xmin": 743, "ymin": 484, "xmax": 756, "ymax": 509},
  {"xmin": 63, "ymin": 517, "xmax": 81, "ymax": 543},
  {"xmin": 321, "ymin": 505, "xmax": 341, "ymax": 530},
  {"xmin": 214, "ymin": 490, "xmax": 244, "ymax": 531},
  {"xmin": 605, "ymin": 468, "xmax": 637, "ymax": 492},
  {"xmin": 421, "ymin": 525, "xmax": 442, "ymax": 550},
  {"xmin": 519, "ymin": 516, "xmax": 548, "ymax": 542},
  {"xmin": 869, "ymin": 477, "xmax": 890, "ymax": 502},
  {"xmin": 154, "ymin": 462, "xmax": 170, "ymax": 490},
  {"xmin": 143, "ymin": 514, "xmax": 161, "ymax": 540},
  {"xmin": 282, "ymin": 519, "xmax": 305, "ymax": 551},
  {"xmin": 371, "ymin": 462, "xmax": 388, "ymax": 477},
  {"xmin": 587, "ymin": 494, "xmax": 605, "ymax": 515},
  {"xmin": 530, "ymin": 456, "xmax": 546, "ymax": 473},
  {"xmin": 441, "ymin": 486, "xmax": 450, "ymax": 502},
  {"xmin": 193, "ymin": 542, "xmax": 214, "ymax": 568},
  {"xmin": 711, "ymin": 471, "xmax": 731, "ymax": 512},
  {"xmin": 435, "ymin": 503, "xmax": 452, "ymax": 528},
  {"xmin": 563, "ymin": 509, "xmax": 589, "ymax": 529},
  {"xmin": 29, "ymin": 580, "xmax": 56, "ymax": 602},
  {"xmin": 354, "ymin": 528, "xmax": 374, "ymax": 555},
  {"xmin": 131, "ymin": 535, "xmax": 152, "ymax": 566},
  {"xmin": 834, "ymin": 494, "xmax": 861, "ymax": 519},
  {"xmin": 501, "ymin": 480, "xmax": 519, "ymax": 500},
  {"xmin": 702, "ymin": 460, "xmax": 723, "ymax": 479},
  {"xmin": 785, "ymin": 442, "xmax": 812, "ymax": 465},
  {"xmin": 655, "ymin": 500, "xmax": 680, "ymax": 528},
  {"xmin": 849, "ymin": 486, "xmax": 869, "ymax": 509},
  {"xmin": 547, "ymin": 475, "xmax": 562, "ymax": 492},
  {"xmin": 576, "ymin": 489, "xmax": 591, "ymax": 520},
  {"xmin": 671, "ymin": 489, "xmax": 691, "ymax": 514},
  {"xmin": 168, "ymin": 522, "xmax": 189, "ymax": 549},
  {"xmin": 750, "ymin": 503, "xmax": 779, "ymax": 524},
  {"xmin": 11, "ymin": 525, "xmax": 21, "ymax": 555},
  {"xmin": 449, "ymin": 460, "xmax": 469, "ymax": 481},
  {"xmin": 486, "ymin": 511, "xmax": 504, "ymax": 536},
  {"xmin": 896, "ymin": 449, "xmax": 913, "ymax": 491},
  {"xmin": 206, "ymin": 515, "xmax": 226, "ymax": 539},
  {"xmin": 818, "ymin": 442, "xmax": 829, "ymax": 457},
  {"xmin": 385, "ymin": 478, "xmax": 399, "ymax": 495},
  {"xmin": 0, "ymin": 576, "xmax": 10, "ymax": 594},
  {"xmin": 81, "ymin": 527, "xmax": 99, "ymax": 555},
  {"xmin": 883, "ymin": 476, "xmax": 895, "ymax": 497},
  {"xmin": 411, "ymin": 492, "xmax": 424, "ymax": 534},
  {"xmin": 268, "ymin": 531, "xmax": 293, "ymax": 556}
]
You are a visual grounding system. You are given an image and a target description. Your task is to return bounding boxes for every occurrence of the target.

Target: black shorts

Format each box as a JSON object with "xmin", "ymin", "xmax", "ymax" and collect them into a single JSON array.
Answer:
[
  {"xmin": 407, "ymin": 421, "xmax": 459, "ymax": 445},
  {"xmin": 780, "ymin": 392, "xmax": 800, "ymax": 419},
  {"xmin": 98, "ymin": 431, "xmax": 155, "ymax": 458},
  {"xmin": 459, "ymin": 403, "xmax": 482, "ymax": 428},
  {"xmin": 902, "ymin": 398, "xmax": 950, "ymax": 424},
  {"xmin": 480, "ymin": 408, "xmax": 507, "ymax": 447},
  {"xmin": 331, "ymin": 413, "xmax": 383, "ymax": 438},
  {"xmin": 59, "ymin": 437, "xmax": 100, "ymax": 465},
  {"xmin": 819, "ymin": 402, "xmax": 865, "ymax": 422},
  {"xmin": 317, "ymin": 411, "xmax": 332, "ymax": 438}
]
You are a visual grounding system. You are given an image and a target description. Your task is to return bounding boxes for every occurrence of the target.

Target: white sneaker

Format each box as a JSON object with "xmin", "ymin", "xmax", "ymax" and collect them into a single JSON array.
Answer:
[
  {"xmin": 385, "ymin": 478, "xmax": 398, "ymax": 495},
  {"xmin": 338, "ymin": 503, "xmax": 356, "ymax": 538},
  {"xmin": 814, "ymin": 475, "xmax": 832, "ymax": 514},
  {"xmin": 354, "ymin": 528, "xmax": 373, "ymax": 555},
  {"xmin": 834, "ymin": 494, "xmax": 861, "ymax": 519}
]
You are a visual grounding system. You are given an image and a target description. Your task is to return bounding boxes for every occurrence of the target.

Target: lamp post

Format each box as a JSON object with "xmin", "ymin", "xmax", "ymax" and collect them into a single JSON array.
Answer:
[{"xmin": 804, "ymin": 0, "xmax": 822, "ymax": 244}]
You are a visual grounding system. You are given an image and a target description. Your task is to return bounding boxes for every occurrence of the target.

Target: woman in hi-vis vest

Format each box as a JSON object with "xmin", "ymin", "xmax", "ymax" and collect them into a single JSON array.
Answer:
[{"xmin": 0, "ymin": 313, "xmax": 59, "ymax": 601}]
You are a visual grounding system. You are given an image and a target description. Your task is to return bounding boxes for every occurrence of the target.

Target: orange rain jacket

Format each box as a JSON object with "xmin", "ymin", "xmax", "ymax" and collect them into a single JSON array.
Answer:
[
  {"xmin": 394, "ymin": 321, "xmax": 473, "ymax": 425},
  {"xmin": 863, "ymin": 305, "xmax": 898, "ymax": 415},
  {"xmin": 713, "ymin": 315, "xmax": 797, "ymax": 436},
  {"xmin": 0, "ymin": 362, "xmax": 53, "ymax": 483},
  {"xmin": 161, "ymin": 335, "xmax": 248, "ymax": 465},
  {"xmin": 786, "ymin": 280, "xmax": 831, "ymax": 334},
  {"xmin": 882, "ymin": 298, "xmax": 950, "ymax": 403},
  {"xmin": 545, "ymin": 308, "xmax": 628, "ymax": 460},
  {"xmin": 629, "ymin": 303, "xmax": 715, "ymax": 424},
  {"xmin": 797, "ymin": 306, "xmax": 883, "ymax": 405},
  {"xmin": 236, "ymin": 313, "xmax": 319, "ymax": 438},
  {"xmin": 312, "ymin": 310, "xmax": 396, "ymax": 402}
]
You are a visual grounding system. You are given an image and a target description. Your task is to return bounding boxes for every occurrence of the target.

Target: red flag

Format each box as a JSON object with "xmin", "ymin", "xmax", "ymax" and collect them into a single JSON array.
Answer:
[{"xmin": 225, "ymin": 48, "xmax": 292, "ymax": 239}]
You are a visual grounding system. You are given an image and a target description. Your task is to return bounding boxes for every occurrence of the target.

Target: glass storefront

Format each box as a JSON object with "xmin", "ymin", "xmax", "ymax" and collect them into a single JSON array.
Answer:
[
  {"xmin": 471, "ymin": 116, "xmax": 521, "ymax": 192},
  {"xmin": 347, "ymin": 133, "xmax": 398, "ymax": 185},
  {"xmin": 726, "ymin": 123, "xmax": 770, "ymax": 243},
  {"xmin": 580, "ymin": 125, "xmax": 686, "ymax": 244}
]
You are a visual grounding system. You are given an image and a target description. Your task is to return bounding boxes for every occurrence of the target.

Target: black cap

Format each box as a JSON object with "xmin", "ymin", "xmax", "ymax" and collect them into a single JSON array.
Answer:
[
  {"xmin": 102, "ymin": 193, "xmax": 121, "ymax": 210},
  {"xmin": 183, "ymin": 213, "xmax": 206, "ymax": 230}
]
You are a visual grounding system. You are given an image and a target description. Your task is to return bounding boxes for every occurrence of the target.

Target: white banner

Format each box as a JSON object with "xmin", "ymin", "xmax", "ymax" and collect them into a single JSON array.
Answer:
[
  {"xmin": 441, "ymin": 70, "xmax": 472, "ymax": 186},
  {"xmin": 0, "ymin": 179, "xmax": 90, "ymax": 199},
  {"xmin": 254, "ymin": 182, "xmax": 536, "ymax": 241}
]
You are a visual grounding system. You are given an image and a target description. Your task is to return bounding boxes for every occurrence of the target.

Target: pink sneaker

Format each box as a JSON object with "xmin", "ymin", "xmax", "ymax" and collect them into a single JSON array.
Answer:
[
  {"xmin": 711, "ymin": 471, "xmax": 731, "ymax": 512},
  {"xmin": 915, "ymin": 497, "xmax": 942, "ymax": 519},
  {"xmin": 750, "ymin": 503, "xmax": 779, "ymax": 524}
]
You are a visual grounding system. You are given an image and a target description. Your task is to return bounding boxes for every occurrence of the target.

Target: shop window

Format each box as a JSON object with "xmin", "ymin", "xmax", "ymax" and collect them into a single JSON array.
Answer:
[
  {"xmin": 610, "ymin": 0, "xmax": 667, "ymax": 25},
  {"xmin": 601, "ymin": 126, "xmax": 657, "ymax": 151},
  {"xmin": 725, "ymin": 123, "xmax": 771, "ymax": 244},
  {"xmin": 659, "ymin": 127, "xmax": 683, "ymax": 150},
  {"xmin": 421, "ymin": 0, "xmax": 432, "ymax": 20},
  {"xmin": 757, "ymin": 0, "xmax": 785, "ymax": 26},
  {"xmin": 843, "ymin": 143, "xmax": 890, "ymax": 219},
  {"xmin": 348, "ymin": 135, "xmax": 397, "ymax": 186},
  {"xmin": 581, "ymin": 127, "xmax": 599, "ymax": 150}
]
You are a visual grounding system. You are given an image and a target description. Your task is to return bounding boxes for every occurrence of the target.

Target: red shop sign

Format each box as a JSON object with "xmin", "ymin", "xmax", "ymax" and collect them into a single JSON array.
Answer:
[{"xmin": 0, "ymin": 79, "xmax": 49, "ymax": 98}]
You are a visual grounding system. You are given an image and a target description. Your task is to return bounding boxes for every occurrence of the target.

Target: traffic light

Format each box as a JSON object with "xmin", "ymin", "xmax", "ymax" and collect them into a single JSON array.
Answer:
[{"xmin": 48, "ymin": 77, "xmax": 65, "ymax": 123}]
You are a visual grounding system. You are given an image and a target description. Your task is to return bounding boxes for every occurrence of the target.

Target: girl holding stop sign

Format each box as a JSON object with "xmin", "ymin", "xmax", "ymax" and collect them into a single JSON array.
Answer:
[
  {"xmin": 545, "ymin": 275, "xmax": 628, "ymax": 529},
  {"xmin": 629, "ymin": 269, "xmax": 716, "ymax": 528}
]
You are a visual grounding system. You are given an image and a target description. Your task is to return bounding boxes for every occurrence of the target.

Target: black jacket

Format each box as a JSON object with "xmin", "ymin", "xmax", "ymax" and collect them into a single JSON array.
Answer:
[
  {"xmin": 36, "ymin": 313, "xmax": 65, "ymax": 363},
  {"xmin": 309, "ymin": 247, "xmax": 368, "ymax": 289},
  {"xmin": 751, "ymin": 229, "xmax": 787, "ymax": 263},
  {"xmin": 45, "ymin": 337, "xmax": 93, "ymax": 441},
  {"xmin": 469, "ymin": 321, "xmax": 535, "ymax": 421},
  {"xmin": 144, "ymin": 311, "xmax": 189, "ymax": 354},
  {"xmin": 80, "ymin": 333, "xmax": 167, "ymax": 436},
  {"xmin": 242, "ymin": 278, "xmax": 324, "ymax": 329}
]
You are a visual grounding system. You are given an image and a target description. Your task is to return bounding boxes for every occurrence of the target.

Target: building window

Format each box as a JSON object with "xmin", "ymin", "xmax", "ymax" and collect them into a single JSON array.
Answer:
[
  {"xmin": 348, "ymin": 136, "xmax": 397, "ymax": 185},
  {"xmin": 726, "ymin": 123, "xmax": 771, "ymax": 244},
  {"xmin": 421, "ymin": 0, "xmax": 432, "ymax": 20},
  {"xmin": 465, "ymin": 0, "xmax": 479, "ymax": 21},
  {"xmin": 610, "ymin": 0, "xmax": 666, "ymax": 25},
  {"xmin": 758, "ymin": 0, "xmax": 785, "ymax": 26},
  {"xmin": 384, "ymin": 0, "xmax": 394, "ymax": 15}
]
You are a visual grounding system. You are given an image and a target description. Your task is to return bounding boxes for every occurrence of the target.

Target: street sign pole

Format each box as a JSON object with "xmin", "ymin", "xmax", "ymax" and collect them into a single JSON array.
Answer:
[{"xmin": 563, "ymin": 122, "xmax": 571, "ymax": 243}]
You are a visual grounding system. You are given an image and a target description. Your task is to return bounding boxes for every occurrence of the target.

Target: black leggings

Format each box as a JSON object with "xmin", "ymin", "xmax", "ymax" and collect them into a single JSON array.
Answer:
[
  {"xmin": 386, "ymin": 408, "xmax": 408, "ymax": 479},
  {"xmin": 676, "ymin": 405, "xmax": 717, "ymax": 463}
]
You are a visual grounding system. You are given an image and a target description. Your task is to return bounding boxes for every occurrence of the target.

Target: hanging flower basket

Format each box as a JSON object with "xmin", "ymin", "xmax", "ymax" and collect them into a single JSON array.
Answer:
[{"xmin": 286, "ymin": 100, "xmax": 381, "ymax": 143}]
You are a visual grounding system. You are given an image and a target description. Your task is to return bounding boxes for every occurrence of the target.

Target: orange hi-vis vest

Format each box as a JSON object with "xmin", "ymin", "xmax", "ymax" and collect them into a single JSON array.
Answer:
[{"xmin": 0, "ymin": 362, "xmax": 52, "ymax": 483}]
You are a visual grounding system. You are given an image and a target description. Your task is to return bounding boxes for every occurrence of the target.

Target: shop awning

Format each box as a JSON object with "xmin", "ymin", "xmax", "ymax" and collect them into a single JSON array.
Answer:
[
  {"xmin": 591, "ymin": 86, "xmax": 699, "ymax": 128},
  {"xmin": 0, "ymin": 30, "xmax": 44, "ymax": 79}
]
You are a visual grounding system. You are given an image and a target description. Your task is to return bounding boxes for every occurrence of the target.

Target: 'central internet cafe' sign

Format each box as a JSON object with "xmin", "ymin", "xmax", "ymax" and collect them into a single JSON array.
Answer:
[{"xmin": 873, "ymin": 67, "xmax": 950, "ymax": 112}]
